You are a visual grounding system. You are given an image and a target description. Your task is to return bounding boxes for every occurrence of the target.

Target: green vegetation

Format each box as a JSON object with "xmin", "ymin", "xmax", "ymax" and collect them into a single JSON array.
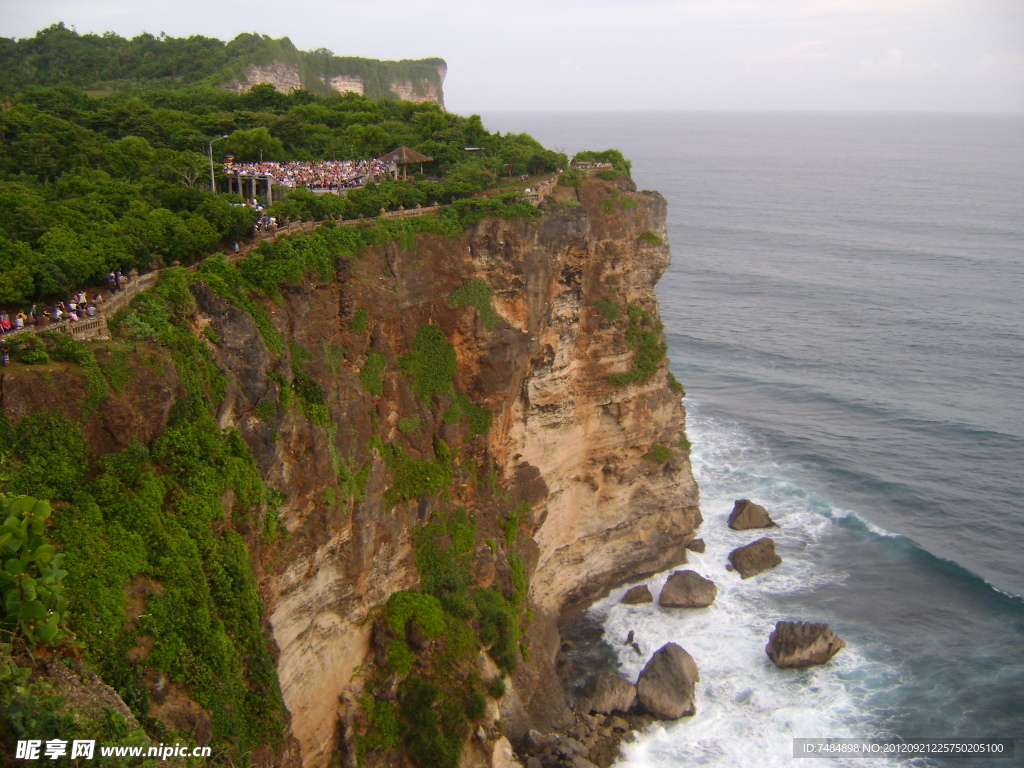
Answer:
[
  {"xmin": 449, "ymin": 278, "xmax": 498, "ymax": 330},
  {"xmin": 323, "ymin": 342, "xmax": 346, "ymax": 375},
  {"xmin": 359, "ymin": 493, "xmax": 531, "ymax": 768},
  {"xmin": 359, "ymin": 349, "xmax": 387, "ymax": 396},
  {"xmin": 607, "ymin": 302, "xmax": 668, "ymax": 387},
  {"xmin": 667, "ymin": 371, "xmax": 685, "ymax": 395},
  {"xmin": 0, "ymin": 265, "xmax": 288, "ymax": 763},
  {"xmin": 595, "ymin": 293, "xmax": 620, "ymax": 322},
  {"xmin": 573, "ymin": 149, "xmax": 632, "ymax": 176},
  {"xmin": 639, "ymin": 231, "xmax": 664, "ymax": 246},
  {"xmin": 381, "ymin": 440, "xmax": 454, "ymax": 509},
  {"xmin": 643, "ymin": 444, "xmax": 674, "ymax": 464},
  {"xmin": 0, "ymin": 24, "xmax": 445, "ymax": 102},
  {"xmin": 400, "ymin": 324, "xmax": 457, "ymax": 401},
  {"xmin": 351, "ymin": 307, "xmax": 369, "ymax": 334},
  {"xmin": 0, "ymin": 33, "xmax": 563, "ymax": 305},
  {"xmin": 398, "ymin": 414, "xmax": 421, "ymax": 433},
  {"xmin": 0, "ymin": 495, "xmax": 69, "ymax": 647}
]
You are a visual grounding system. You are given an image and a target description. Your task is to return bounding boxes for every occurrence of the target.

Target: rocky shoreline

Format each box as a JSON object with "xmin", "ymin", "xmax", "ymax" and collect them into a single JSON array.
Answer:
[{"xmin": 516, "ymin": 498, "xmax": 846, "ymax": 768}]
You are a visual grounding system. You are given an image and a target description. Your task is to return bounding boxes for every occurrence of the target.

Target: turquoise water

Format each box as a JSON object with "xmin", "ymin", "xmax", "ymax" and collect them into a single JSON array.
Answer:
[{"xmin": 484, "ymin": 112, "xmax": 1024, "ymax": 766}]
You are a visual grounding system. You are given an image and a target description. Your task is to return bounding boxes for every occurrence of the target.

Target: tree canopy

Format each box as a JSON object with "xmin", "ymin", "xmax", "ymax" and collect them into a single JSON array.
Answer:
[{"xmin": 0, "ymin": 50, "xmax": 567, "ymax": 303}]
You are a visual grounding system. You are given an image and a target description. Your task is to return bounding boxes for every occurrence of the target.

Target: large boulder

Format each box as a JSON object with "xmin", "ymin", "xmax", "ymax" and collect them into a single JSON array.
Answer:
[
  {"xmin": 582, "ymin": 671, "xmax": 637, "ymax": 715},
  {"xmin": 621, "ymin": 584, "xmax": 653, "ymax": 604},
  {"xmin": 635, "ymin": 643, "xmax": 699, "ymax": 720},
  {"xmin": 766, "ymin": 622, "xmax": 846, "ymax": 668},
  {"xmin": 728, "ymin": 499, "xmax": 776, "ymax": 530},
  {"xmin": 658, "ymin": 570, "xmax": 717, "ymax": 608},
  {"xmin": 728, "ymin": 537, "xmax": 782, "ymax": 579}
]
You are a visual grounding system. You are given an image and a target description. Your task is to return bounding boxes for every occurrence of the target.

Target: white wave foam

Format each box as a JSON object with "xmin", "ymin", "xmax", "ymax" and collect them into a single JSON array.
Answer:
[{"xmin": 597, "ymin": 406, "xmax": 912, "ymax": 767}]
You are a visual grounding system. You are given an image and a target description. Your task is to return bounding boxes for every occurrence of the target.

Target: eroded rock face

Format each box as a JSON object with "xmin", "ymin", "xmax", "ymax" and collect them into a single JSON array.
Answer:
[
  {"xmin": 766, "ymin": 622, "xmax": 846, "ymax": 668},
  {"xmin": 621, "ymin": 585, "xmax": 653, "ymax": 604},
  {"xmin": 658, "ymin": 570, "xmax": 717, "ymax": 608},
  {"xmin": 727, "ymin": 499, "xmax": 776, "ymax": 530},
  {"xmin": 728, "ymin": 538, "xmax": 782, "ymax": 579},
  {"xmin": 635, "ymin": 643, "xmax": 699, "ymax": 720}
]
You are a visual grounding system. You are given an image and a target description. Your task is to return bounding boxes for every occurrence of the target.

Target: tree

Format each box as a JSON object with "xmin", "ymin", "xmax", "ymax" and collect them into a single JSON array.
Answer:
[{"xmin": 224, "ymin": 126, "xmax": 284, "ymax": 162}]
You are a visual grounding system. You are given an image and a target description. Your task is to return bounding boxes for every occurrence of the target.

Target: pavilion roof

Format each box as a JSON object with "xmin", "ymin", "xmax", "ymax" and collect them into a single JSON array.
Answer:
[{"xmin": 380, "ymin": 146, "xmax": 433, "ymax": 165}]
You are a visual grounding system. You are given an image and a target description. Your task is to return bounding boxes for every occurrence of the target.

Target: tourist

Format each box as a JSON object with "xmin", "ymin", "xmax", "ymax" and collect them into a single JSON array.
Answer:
[
  {"xmin": 0, "ymin": 312, "xmax": 9, "ymax": 333},
  {"xmin": 86, "ymin": 304, "xmax": 96, "ymax": 318}
]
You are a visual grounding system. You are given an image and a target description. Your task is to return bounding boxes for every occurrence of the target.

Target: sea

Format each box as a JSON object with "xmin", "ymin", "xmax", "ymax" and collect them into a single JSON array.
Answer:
[{"xmin": 481, "ymin": 111, "xmax": 1024, "ymax": 767}]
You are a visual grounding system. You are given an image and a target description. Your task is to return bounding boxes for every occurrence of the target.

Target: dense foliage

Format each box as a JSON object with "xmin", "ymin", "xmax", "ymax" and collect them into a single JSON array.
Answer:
[
  {"xmin": 0, "ymin": 37, "xmax": 564, "ymax": 304},
  {"xmin": 0, "ymin": 275, "xmax": 286, "ymax": 763},
  {"xmin": 0, "ymin": 24, "xmax": 444, "ymax": 100}
]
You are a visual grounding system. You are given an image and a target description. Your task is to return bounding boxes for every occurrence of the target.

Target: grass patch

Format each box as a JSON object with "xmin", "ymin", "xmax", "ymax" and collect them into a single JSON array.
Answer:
[
  {"xmin": 643, "ymin": 444, "xmax": 674, "ymax": 464},
  {"xmin": 594, "ymin": 294, "xmax": 619, "ymax": 322},
  {"xmin": 607, "ymin": 302, "xmax": 667, "ymax": 388},
  {"xmin": 360, "ymin": 349, "xmax": 386, "ymax": 396}
]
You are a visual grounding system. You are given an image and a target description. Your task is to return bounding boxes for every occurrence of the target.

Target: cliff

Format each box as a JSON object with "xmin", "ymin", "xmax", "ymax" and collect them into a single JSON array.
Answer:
[
  {"xmin": 0, "ymin": 25, "xmax": 446, "ymax": 106},
  {"xmin": 0, "ymin": 177, "xmax": 698, "ymax": 767}
]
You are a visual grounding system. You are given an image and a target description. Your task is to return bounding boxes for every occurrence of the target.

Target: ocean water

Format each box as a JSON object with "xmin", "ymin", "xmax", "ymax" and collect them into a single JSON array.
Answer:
[{"xmin": 482, "ymin": 112, "xmax": 1024, "ymax": 765}]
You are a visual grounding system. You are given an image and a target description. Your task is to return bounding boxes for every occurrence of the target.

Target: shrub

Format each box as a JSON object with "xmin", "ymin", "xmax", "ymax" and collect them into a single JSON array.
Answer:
[
  {"xmin": 351, "ymin": 307, "xmax": 369, "ymax": 333},
  {"xmin": 360, "ymin": 349, "xmax": 386, "ymax": 396},
  {"xmin": 450, "ymin": 279, "xmax": 498, "ymax": 330},
  {"xmin": 9, "ymin": 334, "xmax": 49, "ymax": 365},
  {"xmin": 0, "ymin": 495, "xmax": 70, "ymax": 647},
  {"xmin": 398, "ymin": 414, "xmax": 421, "ymax": 433},
  {"xmin": 667, "ymin": 371, "xmax": 685, "ymax": 395},
  {"xmin": 607, "ymin": 303, "xmax": 667, "ymax": 387},
  {"xmin": 594, "ymin": 295, "xmax": 619, "ymax": 322},
  {"xmin": 639, "ymin": 231, "xmax": 663, "ymax": 246},
  {"xmin": 400, "ymin": 325, "xmax": 456, "ymax": 402},
  {"xmin": 643, "ymin": 444, "xmax": 674, "ymax": 464}
]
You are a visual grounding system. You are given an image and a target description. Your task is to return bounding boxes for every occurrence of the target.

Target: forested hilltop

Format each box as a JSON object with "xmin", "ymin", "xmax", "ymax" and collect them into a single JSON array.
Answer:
[
  {"xmin": 0, "ymin": 24, "xmax": 446, "ymax": 101},
  {"xmin": 0, "ymin": 53, "xmax": 565, "ymax": 304}
]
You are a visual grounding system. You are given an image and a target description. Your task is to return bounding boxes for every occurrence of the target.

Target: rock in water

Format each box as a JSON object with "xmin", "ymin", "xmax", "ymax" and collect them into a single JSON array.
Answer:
[
  {"xmin": 621, "ymin": 584, "xmax": 653, "ymax": 604},
  {"xmin": 766, "ymin": 622, "xmax": 846, "ymax": 668},
  {"xmin": 728, "ymin": 537, "xmax": 782, "ymax": 579},
  {"xmin": 686, "ymin": 538, "xmax": 706, "ymax": 553},
  {"xmin": 658, "ymin": 570, "xmax": 717, "ymax": 608},
  {"xmin": 583, "ymin": 671, "xmax": 637, "ymax": 715},
  {"xmin": 728, "ymin": 499, "xmax": 777, "ymax": 530},
  {"xmin": 636, "ymin": 643, "xmax": 699, "ymax": 719}
]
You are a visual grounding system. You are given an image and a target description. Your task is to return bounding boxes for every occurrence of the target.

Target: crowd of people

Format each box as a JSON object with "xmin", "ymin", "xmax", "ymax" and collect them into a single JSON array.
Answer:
[
  {"xmin": 1, "ymin": 291, "xmax": 100, "ymax": 334},
  {"xmin": 225, "ymin": 159, "xmax": 394, "ymax": 190},
  {"xmin": 0, "ymin": 269, "xmax": 138, "ymax": 337}
]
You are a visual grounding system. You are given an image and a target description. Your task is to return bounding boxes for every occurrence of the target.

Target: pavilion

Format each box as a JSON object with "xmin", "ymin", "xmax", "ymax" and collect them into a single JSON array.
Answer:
[{"xmin": 379, "ymin": 146, "xmax": 434, "ymax": 180}]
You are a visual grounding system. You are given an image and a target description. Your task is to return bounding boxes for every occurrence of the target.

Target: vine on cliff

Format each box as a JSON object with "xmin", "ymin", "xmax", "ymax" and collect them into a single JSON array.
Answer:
[{"xmin": 607, "ymin": 301, "xmax": 667, "ymax": 387}]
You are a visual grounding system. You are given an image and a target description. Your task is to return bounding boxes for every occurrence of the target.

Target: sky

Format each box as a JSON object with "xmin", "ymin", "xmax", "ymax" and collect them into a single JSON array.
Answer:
[{"xmin": 1, "ymin": 0, "xmax": 1022, "ymax": 114}]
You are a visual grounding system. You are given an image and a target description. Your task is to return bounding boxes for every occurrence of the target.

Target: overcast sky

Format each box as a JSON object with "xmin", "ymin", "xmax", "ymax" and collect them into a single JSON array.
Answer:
[{"xmin": 2, "ymin": 0, "xmax": 1022, "ymax": 113}]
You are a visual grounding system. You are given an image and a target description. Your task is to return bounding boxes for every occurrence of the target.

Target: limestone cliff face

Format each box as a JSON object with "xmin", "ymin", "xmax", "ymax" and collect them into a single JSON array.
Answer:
[
  {"xmin": 193, "ymin": 177, "xmax": 700, "ymax": 765},
  {"xmin": 225, "ymin": 61, "xmax": 447, "ymax": 106},
  {"xmin": 225, "ymin": 63, "xmax": 303, "ymax": 94}
]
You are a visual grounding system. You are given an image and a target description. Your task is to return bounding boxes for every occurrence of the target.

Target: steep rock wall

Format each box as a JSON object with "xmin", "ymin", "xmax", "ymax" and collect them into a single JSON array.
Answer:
[{"xmin": 201, "ymin": 177, "xmax": 699, "ymax": 765}]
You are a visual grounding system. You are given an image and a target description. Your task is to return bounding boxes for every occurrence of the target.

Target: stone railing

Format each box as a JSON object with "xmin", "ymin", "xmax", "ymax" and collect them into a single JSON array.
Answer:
[{"xmin": 522, "ymin": 175, "xmax": 559, "ymax": 206}]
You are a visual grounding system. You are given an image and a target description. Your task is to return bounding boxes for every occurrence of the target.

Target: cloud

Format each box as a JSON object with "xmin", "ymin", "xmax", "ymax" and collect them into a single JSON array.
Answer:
[
  {"xmin": 860, "ymin": 48, "xmax": 943, "ymax": 77},
  {"xmin": 776, "ymin": 40, "xmax": 831, "ymax": 60}
]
